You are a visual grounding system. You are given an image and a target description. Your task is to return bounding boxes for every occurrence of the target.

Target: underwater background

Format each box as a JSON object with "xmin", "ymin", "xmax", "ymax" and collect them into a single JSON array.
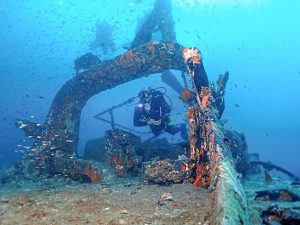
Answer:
[{"xmin": 0, "ymin": 0, "xmax": 299, "ymax": 179}]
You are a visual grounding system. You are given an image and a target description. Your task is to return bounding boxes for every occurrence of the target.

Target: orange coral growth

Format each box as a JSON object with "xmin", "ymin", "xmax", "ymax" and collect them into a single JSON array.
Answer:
[
  {"xmin": 210, "ymin": 133, "xmax": 215, "ymax": 145},
  {"xmin": 200, "ymin": 87, "xmax": 211, "ymax": 108},
  {"xmin": 84, "ymin": 166, "xmax": 100, "ymax": 183},
  {"xmin": 180, "ymin": 89, "xmax": 194, "ymax": 102},
  {"xmin": 200, "ymin": 144, "xmax": 205, "ymax": 155},
  {"xmin": 166, "ymin": 42, "xmax": 175, "ymax": 50},
  {"xmin": 194, "ymin": 165, "xmax": 204, "ymax": 187},
  {"xmin": 212, "ymin": 152, "xmax": 219, "ymax": 161},
  {"xmin": 181, "ymin": 164, "xmax": 188, "ymax": 173},
  {"xmin": 197, "ymin": 164, "xmax": 204, "ymax": 174},
  {"xmin": 126, "ymin": 50, "xmax": 134, "ymax": 59},
  {"xmin": 182, "ymin": 47, "xmax": 201, "ymax": 64},
  {"xmin": 194, "ymin": 174, "xmax": 201, "ymax": 187},
  {"xmin": 194, "ymin": 164, "xmax": 211, "ymax": 188},
  {"xmin": 147, "ymin": 45, "xmax": 155, "ymax": 54},
  {"xmin": 205, "ymin": 177, "xmax": 211, "ymax": 186},
  {"xmin": 119, "ymin": 50, "xmax": 135, "ymax": 65},
  {"xmin": 186, "ymin": 106, "xmax": 196, "ymax": 120},
  {"xmin": 117, "ymin": 158, "xmax": 124, "ymax": 166},
  {"xmin": 201, "ymin": 95, "xmax": 209, "ymax": 107}
]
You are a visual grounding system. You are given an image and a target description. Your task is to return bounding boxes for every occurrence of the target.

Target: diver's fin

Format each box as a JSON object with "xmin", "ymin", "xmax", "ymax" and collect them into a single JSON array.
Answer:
[
  {"xmin": 16, "ymin": 119, "xmax": 43, "ymax": 138},
  {"xmin": 161, "ymin": 70, "xmax": 184, "ymax": 95}
]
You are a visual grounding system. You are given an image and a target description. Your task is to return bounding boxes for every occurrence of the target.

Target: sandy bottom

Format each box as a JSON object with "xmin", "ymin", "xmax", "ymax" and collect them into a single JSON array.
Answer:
[{"xmin": 0, "ymin": 181, "xmax": 211, "ymax": 225}]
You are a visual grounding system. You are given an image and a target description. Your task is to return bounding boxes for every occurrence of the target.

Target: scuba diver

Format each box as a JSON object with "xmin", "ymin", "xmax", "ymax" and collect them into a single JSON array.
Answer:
[{"xmin": 134, "ymin": 87, "xmax": 188, "ymax": 140}]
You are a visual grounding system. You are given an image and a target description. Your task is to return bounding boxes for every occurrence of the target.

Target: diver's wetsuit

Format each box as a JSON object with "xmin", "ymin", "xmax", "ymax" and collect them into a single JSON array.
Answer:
[{"xmin": 134, "ymin": 89, "xmax": 186, "ymax": 138}]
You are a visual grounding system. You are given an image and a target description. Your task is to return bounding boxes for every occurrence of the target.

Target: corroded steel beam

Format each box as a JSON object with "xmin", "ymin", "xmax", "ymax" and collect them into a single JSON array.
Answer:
[{"xmin": 183, "ymin": 47, "xmax": 250, "ymax": 224}]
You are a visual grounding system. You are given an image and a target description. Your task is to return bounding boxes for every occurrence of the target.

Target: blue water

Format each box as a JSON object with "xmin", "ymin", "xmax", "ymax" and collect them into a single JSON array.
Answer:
[{"xmin": 0, "ymin": 0, "xmax": 299, "ymax": 179}]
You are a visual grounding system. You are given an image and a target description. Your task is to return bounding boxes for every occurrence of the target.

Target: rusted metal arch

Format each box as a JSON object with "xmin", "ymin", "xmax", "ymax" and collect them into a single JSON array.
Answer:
[{"xmin": 17, "ymin": 41, "xmax": 208, "ymax": 157}]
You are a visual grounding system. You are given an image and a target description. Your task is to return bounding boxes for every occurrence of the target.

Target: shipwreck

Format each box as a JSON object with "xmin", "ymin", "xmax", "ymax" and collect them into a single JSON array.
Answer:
[{"xmin": 1, "ymin": 0, "xmax": 299, "ymax": 224}]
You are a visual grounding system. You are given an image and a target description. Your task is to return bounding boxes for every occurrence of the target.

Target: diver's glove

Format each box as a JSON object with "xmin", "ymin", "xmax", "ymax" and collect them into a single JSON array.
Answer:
[{"xmin": 147, "ymin": 119, "xmax": 161, "ymax": 126}]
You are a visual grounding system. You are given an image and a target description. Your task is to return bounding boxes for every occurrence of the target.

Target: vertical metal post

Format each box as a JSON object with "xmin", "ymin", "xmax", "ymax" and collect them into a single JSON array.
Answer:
[{"xmin": 109, "ymin": 109, "xmax": 115, "ymax": 129}]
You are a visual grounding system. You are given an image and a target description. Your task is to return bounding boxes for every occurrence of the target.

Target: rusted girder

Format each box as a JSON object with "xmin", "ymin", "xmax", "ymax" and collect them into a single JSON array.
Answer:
[
  {"xmin": 183, "ymin": 47, "xmax": 249, "ymax": 224},
  {"xmin": 182, "ymin": 47, "xmax": 213, "ymax": 187}
]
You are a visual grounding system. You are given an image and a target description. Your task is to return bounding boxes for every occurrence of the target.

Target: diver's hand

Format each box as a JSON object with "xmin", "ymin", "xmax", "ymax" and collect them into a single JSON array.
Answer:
[
  {"xmin": 143, "ymin": 103, "xmax": 151, "ymax": 111},
  {"xmin": 147, "ymin": 119, "xmax": 161, "ymax": 126}
]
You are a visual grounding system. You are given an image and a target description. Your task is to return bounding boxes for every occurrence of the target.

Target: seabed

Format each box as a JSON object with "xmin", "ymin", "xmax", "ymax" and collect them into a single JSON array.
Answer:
[{"xmin": 0, "ymin": 178, "xmax": 211, "ymax": 225}]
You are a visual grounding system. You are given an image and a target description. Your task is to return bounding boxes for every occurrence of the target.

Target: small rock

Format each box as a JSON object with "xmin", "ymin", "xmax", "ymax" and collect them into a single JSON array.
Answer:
[
  {"xmin": 119, "ymin": 209, "xmax": 129, "ymax": 214},
  {"xmin": 119, "ymin": 219, "xmax": 126, "ymax": 224},
  {"xmin": 156, "ymin": 192, "xmax": 175, "ymax": 206},
  {"xmin": 160, "ymin": 192, "xmax": 174, "ymax": 202},
  {"xmin": 130, "ymin": 191, "xmax": 137, "ymax": 195}
]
